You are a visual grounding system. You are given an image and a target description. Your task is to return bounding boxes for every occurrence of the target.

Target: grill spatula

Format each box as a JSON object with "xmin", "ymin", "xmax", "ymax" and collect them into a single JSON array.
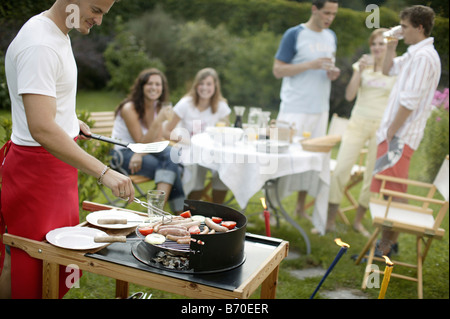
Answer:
[{"xmin": 81, "ymin": 131, "xmax": 169, "ymax": 153}]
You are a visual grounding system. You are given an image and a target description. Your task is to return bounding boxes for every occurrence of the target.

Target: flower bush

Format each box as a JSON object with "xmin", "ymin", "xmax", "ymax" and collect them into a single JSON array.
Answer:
[
  {"xmin": 432, "ymin": 88, "xmax": 449, "ymax": 113},
  {"xmin": 417, "ymin": 88, "xmax": 449, "ymax": 182}
]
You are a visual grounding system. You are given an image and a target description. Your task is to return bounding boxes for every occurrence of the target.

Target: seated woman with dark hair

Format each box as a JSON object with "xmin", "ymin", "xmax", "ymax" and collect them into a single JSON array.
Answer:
[{"xmin": 111, "ymin": 68, "xmax": 185, "ymax": 212}]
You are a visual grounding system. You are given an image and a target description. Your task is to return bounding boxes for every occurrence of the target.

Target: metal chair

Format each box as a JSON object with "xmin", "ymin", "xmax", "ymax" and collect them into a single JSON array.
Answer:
[
  {"xmin": 87, "ymin": 112, "xmax": 152, "ymax": 207},
  {"xmin": 98, "ymin": 149, "xmax": 152, "ymax": 207},
  {"xmin": 355, "ymin": 155, "xmax": 449, "ymax": 298}
]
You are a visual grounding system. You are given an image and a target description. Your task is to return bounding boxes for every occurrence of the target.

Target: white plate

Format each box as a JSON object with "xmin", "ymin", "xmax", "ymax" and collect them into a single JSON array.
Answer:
[
  {"xmin": 86, "ymin": 209, "xmax": 146, "ymax": 229},
  {"xmin": 46, "ymin": 227, "xmax": 109, "ymax": 250}
]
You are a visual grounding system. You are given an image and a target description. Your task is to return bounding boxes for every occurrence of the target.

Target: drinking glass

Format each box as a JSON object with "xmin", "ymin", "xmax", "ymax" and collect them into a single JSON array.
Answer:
[
  {"xmin": 383, "ymin": 26, "xmax": 403, "ymax": 43},
  {"xmin": 258, "ymin": 111, "xmax": 271, "ymax": 139},
  {"xmin": 322, "ymin": 51, "xmax": 336, "ymax": 70},
  {"xmin": 258, "ymin": 111, "xmax": 271, "ymax": 128},
  {"xmin": 161, "ymin": 102, "xmax": 173, "ymax": 121},
  {"xmin": 360, "ymin": 54, "xmax": 374, "ymax": 70},
  {"xmin": 147, "ymin": 190, "xmax": 166, "ymax": 218},
  {"xmin": 248, "ymin": 107, "xmax": 262, "ymax": 125},
  {"xmin": 298, "ymin": 123, "xmax": 312, "ymax": 139},
  {"xmin": 243, "ymin": 124, "xmax": 258, "ymax": 142}
]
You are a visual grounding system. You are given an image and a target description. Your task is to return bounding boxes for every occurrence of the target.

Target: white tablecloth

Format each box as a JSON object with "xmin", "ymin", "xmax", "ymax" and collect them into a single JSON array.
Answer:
[{"xmin": 174, "ymin": 133, "xmax": 330, "ymax": 235}]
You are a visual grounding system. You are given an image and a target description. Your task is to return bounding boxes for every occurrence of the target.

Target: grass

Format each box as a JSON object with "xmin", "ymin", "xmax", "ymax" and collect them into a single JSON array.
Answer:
[
  {"xmin": 6, "ymin": 90, "xmax": 448, "ymax": 300},
  {"xmin": 69, "ymin": 90, "xmax": 449, "ymax": 300},
  {"xmin": 67, "ymin": 165, "xmax": 449, "ymax": 300},
  {"xmin": 76, "ymin": 90, "xmax": 124, "ymax": 113}
]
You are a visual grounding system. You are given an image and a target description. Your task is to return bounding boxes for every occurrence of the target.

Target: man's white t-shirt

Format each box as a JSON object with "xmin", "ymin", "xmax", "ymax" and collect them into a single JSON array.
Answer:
[
  {"xmin": 275, "ymin": 23, "xmax": 337, "ymax": 114},
  {"xmin": 5, "ymin": 13, "xmax": 79, "ymax": 146},
  {"xmin": 173, "ymin": 96, "xmax": 231, "ymax": 136}
]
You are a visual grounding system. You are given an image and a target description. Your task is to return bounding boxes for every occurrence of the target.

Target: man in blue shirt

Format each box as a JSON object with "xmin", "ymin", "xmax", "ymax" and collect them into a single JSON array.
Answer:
[{"xmin": 273, "ymin": 0, "xmax": 340, "ymax": 219}]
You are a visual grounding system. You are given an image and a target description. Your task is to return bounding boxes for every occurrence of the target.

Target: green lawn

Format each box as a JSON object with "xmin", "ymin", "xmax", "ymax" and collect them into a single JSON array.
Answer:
[
  {"xmin": 2, "ymin": 90, "xmax": 447, "ymax": 299},
  {"xmin": 67, "ymin": 159, "xmax": 449, "ymax": 300},
  {"xmin": 76, "ymin": 90, "xmax": 124, "ymax": 113},
  {"xmin": 64, "ymin": 91, "xmax": 450, "ymax": 299}
]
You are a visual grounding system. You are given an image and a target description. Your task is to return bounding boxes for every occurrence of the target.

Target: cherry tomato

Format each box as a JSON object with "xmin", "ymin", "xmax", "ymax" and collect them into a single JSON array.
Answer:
[
  {"xmin": 189, "ymin": 225, "xmax": 201, "ymax": 234},
  {"xmin": 221, "ymin": 221, "xmax": 237, "ymax": 230},
  {"xmin": 212, "ymin": 217, "xmax": 223, "ymax": 224},
  {"xmin": 138, "ymin": 226, "xmax": 154, "ymax": 236},
  {"xmin": 180, "ymin": 210, "xmax": 192, "ymax": 218}
]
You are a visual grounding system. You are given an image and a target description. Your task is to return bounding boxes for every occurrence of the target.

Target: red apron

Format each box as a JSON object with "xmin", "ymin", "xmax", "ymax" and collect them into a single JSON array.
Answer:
[
  {"xmin": 0, "ymin": 140, "xmax": 12, "ymax": 276},
  {"xmin": 1, "ymin": 141, "xmax": 80, "ymax": 299}
]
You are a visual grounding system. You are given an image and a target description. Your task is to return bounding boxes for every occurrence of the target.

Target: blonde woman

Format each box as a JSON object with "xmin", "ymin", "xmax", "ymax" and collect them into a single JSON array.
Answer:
[
  {"xmin": 164, "ymin": 68, "xmax": 231, "ymax": 203},
  {"xmin": 325, "ymin": 28, "xmax": 397, "ymax": 236}
]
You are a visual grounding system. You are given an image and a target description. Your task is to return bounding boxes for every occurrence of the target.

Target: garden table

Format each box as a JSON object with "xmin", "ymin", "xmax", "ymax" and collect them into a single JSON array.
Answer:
[
  {"xmin": 177, "ymin": 133, "xmax": 330, "ymax": 254},
  {"xmin": 2, "ymin": 201, "xmax": 288, "ymax": 299}
]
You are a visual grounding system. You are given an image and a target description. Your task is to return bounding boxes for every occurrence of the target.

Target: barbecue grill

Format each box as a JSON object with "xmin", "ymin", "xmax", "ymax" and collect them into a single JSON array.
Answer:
[{"xmin": 132, "ymin": 200, "xmax": 247, "ymax": 274}]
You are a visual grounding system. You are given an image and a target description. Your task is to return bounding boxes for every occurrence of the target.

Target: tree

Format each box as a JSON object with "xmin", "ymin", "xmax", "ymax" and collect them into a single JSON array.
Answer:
[
  {"xmin": 222, "ymin": 29, "xmax": 281, "ymax": 109},
  {"xmin": 128, "ymin": 10, "xmax": 238, "ymax": 101},
  {"xmin": 104, "ymin": 16, "xmax": 164, "ymax": 94},
  {"xmin": 0, "ymin": 52, "xmax": 10, "ymax": 111}
]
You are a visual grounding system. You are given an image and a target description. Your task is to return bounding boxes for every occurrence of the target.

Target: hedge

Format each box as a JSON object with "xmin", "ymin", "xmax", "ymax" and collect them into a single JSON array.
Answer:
[{"xmin": 119, "ymin": 0, "xmax": 448, "ymax": 86}]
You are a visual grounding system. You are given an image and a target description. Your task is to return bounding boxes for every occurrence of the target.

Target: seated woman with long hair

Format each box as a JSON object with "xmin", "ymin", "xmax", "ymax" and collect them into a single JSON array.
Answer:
[
  {"xmin": 163, "ymin": 68, "xmax": 231, "ymax": 204},
  {"xmin": 111, "ymin": 68, "xmax": 185, "ymax": 212}
]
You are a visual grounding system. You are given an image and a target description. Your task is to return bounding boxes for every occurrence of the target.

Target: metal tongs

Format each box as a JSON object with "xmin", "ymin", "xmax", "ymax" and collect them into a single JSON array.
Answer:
[
  {"xmin": 125, "ymin": 197, "xmax": 173, "ymax": 224},
  {"xmin": 81, "ymin": 131, "xmax": 169, "ymax": 153}
]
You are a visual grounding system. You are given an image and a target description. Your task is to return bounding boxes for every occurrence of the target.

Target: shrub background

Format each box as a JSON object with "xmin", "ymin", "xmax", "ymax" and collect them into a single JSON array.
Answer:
[
  {"xmin": 1, "ymin": 0, "xmax": 448, "ymax": 114},
  {"xmin": 416, "ymin": 99, "xmax": 449, "ymax": 182}
]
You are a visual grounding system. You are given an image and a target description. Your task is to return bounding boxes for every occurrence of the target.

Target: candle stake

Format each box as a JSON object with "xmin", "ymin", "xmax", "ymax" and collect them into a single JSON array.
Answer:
[
  {"xmin": 310, "ymin": 238, "xmax": 350, "ymax": 299},
  {"xmin": 260, "ymin": 197, "xmax": 271, "ymax": 237},
  {"xmin": 378, "ymin": 256, "xmax": 394, "ymax": 299}
]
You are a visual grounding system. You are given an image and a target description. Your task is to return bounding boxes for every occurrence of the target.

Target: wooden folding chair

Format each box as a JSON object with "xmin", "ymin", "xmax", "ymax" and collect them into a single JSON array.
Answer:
[{"xmin": 355, "ymin": 155, "xmax": 449, "ymax": 299}]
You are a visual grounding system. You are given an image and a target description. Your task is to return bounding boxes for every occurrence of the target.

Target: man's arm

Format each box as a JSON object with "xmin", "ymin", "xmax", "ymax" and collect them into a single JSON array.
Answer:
[
  {"xmin": 23, "ymin": 94, "xmax": 135, "ymax": 200},
  {"xmin": 272, "ymin": 57, "xmax": 334, "ymax": 79},
  {"xmin": 382, "ymin": 39, "xmax": 398, "ymax": 76},
  {"xmin": 387, "ymin": 105, "xmax": 412, "ymax": 142}
]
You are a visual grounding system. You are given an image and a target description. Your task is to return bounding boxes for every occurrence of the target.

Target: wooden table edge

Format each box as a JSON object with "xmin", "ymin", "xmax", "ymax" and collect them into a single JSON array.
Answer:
[{"xmin": 3, "ymin": 232, "xmax": 288, "ymax": 299}]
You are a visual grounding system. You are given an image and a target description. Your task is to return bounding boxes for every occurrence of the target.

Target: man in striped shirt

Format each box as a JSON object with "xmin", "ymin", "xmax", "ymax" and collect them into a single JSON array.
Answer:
[{"xmin": 371, "ymin": 5, "xmax": 441, "ymax": 256}]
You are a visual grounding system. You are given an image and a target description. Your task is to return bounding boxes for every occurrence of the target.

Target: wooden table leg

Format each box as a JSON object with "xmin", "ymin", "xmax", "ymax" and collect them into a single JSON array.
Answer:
[
  {"xmin": 260, "ymin": 265, "xmax": 280, "ymax": 299},
  {"xmin": 42, "ymin": 260, "xmax": 60, "ymax": 299},
  {"xmin": 116, "ymin": 279, "xmax": 129, "ymax": 299}
]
